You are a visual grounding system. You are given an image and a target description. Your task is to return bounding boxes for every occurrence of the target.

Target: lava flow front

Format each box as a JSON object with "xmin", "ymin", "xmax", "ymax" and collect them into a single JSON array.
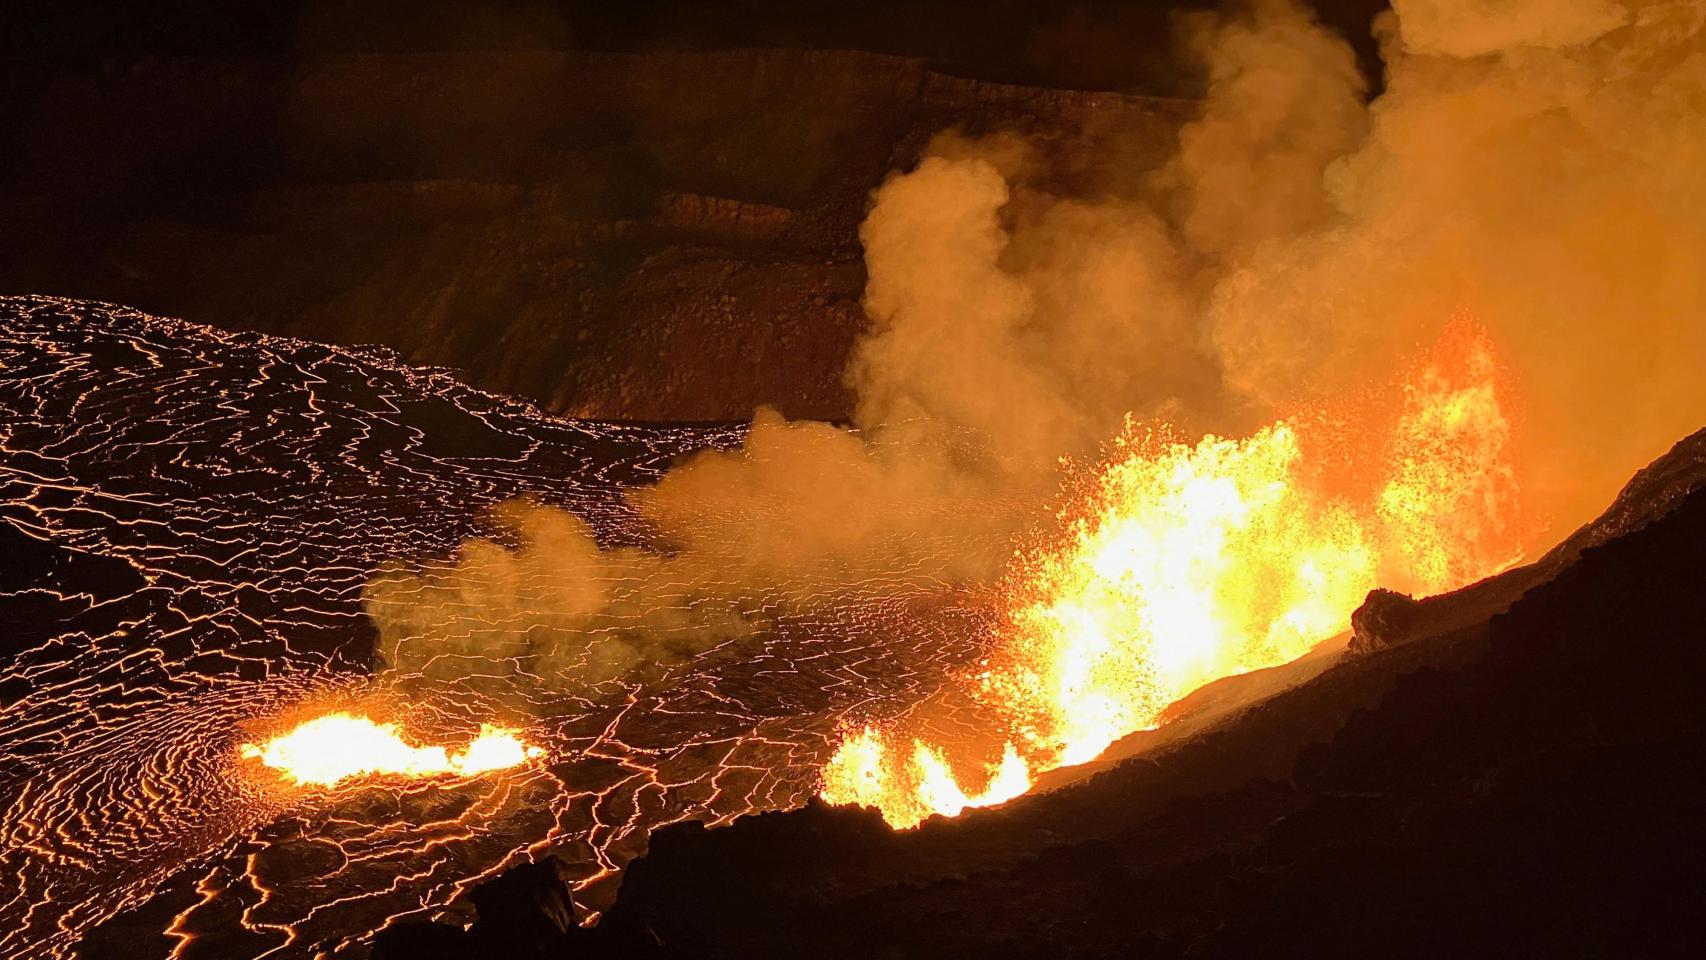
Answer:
[
  {"xmin": 822, "ymin": 320, "xmax": 1533, "ymax": 827},
  {"xmin": 240, "ymin": 713, "xmax": 544, "ymax": 787}
]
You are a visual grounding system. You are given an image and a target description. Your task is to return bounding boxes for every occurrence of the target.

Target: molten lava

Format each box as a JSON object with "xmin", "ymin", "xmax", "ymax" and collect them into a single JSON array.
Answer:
[
  {"xmin": 822, "ymin": 320, "xmax": 1532, "ymax": 827},
  {"xmin": 239, "ymin": 713, "xmax": 544, "ymax": 787}
]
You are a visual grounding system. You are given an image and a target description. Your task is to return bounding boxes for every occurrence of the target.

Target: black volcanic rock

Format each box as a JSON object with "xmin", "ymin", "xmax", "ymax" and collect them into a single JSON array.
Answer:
[
  {"xmin": 371, "ymin": 922, "xmax": 474, "ymax": 960},
  {"xmin": 575, "ymin": 434, "xmax": 1706, "ymax": 958},
  {"xmin": 1347, "ymin": 587, "xmax": 1423, "ymax": 655},
  {"xmin": 370, "ymin": 857, "xmax": 584, "ymax": 960},
  {"xmin": 467, "ymin": 856, "xmax": 582, "ymax": 957},
  {"xmin": 590, "ymin": 800, "xmax": 900, "ymax": 954}
]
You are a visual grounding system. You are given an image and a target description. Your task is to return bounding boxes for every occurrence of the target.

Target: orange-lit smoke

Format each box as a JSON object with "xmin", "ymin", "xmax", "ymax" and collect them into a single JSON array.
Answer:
[
  {"xmin": 822, "ymin": 321, "xmax": 1531, "ymax": 826},
  {"xmin": 364, "ymin": 0, "xmax": 1706, "ymax": 754},
  {"xmin": 239, "ymin": 713, "xmax": 543, "ymax": 787}
]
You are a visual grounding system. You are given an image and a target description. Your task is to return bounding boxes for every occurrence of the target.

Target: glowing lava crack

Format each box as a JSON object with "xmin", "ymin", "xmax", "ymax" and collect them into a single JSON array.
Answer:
[{"xmin": 240, "ymin": 714, "xmax": 544, "ymax": 787}]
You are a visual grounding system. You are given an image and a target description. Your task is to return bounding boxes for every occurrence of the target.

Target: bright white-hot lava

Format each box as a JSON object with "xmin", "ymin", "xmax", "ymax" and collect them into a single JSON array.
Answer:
[
  {"xmin": 239, "ymin": 713, "xmax": 544, "ymax": 787},
  {"xmin": 822, "ymin": 320, "xmax": 1534, "ymax": 827}
]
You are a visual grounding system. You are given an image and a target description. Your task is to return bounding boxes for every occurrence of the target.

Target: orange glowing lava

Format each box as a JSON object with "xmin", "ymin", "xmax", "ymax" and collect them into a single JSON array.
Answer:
[
  {"xmin": 822, "ymin": 319, "xmax": 1532, "ymax": 827},
  {"xmin": 239, "ymin": 712, "xmax": 544, "ymax": 787}
]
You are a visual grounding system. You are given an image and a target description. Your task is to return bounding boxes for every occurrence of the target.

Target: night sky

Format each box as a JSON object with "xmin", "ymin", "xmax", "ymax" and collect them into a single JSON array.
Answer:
[{"xmin": 2, "ymin": 0, "xmax": 1390, "ymax": 93}]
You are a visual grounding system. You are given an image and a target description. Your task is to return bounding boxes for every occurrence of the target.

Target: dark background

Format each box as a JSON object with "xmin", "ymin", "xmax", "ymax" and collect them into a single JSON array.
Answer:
[
  {"xmin": 1, "ymin": 0, "xmax": 1388, "ymax": 90},
  {"xmin": 0, "ymin": 0, "xmax": 1388, "ymax": 423}
]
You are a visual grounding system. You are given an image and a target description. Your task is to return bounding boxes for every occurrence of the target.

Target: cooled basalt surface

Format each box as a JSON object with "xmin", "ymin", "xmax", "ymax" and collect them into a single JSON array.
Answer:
[{"xmin": 0, "ymin": 296, "xmax": 992, "ymax": 959}]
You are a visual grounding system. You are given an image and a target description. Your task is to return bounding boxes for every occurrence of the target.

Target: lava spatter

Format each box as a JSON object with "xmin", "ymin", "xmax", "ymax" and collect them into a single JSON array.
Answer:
[{"xmin": 822, "ymin": 319, "xmax": 1533, "ymax": 827}]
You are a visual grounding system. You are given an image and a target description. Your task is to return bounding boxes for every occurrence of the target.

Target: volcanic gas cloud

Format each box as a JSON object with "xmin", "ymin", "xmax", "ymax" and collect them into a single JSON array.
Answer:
[{"xmin": 358, "ymin": 0, "xmax": 1706, "ymax": 826}]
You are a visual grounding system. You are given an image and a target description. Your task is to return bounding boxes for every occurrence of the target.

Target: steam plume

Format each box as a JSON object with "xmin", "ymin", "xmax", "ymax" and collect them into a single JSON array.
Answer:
[{"xmin": 368, "ymin": 0, "xmax": 1706, "ymax": 697}]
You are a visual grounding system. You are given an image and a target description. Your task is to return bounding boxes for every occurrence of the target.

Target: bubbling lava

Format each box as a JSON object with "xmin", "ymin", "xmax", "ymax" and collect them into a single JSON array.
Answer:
[
  {"xmin": 822, "ymin": 319, "xmax": 1533, "ymax": 827},
  {"xmin": 239, "ymin": 713, "xmax": 543, "ymax": 787}
]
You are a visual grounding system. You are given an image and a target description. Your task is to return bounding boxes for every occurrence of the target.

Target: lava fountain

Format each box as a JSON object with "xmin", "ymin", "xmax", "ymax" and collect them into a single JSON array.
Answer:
[
  {"xmin": 239, "ymin": 713, "xmax": 544, "ymax": 787},
  {"xmin": 822, "ymin": 319, "xmax": 1533, "ymax": 827}
]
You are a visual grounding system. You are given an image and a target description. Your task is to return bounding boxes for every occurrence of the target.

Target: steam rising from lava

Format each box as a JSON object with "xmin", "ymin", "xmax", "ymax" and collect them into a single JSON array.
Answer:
[{"xmin": 361, "ymin": 0, "xmax": 1706, "ymax": 824}]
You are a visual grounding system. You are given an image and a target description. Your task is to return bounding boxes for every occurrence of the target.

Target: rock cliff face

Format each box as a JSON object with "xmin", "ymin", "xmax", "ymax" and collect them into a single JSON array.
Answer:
[{"xmin": 0, "ymin": 50, "xmax": 1189, "ymax": 420}]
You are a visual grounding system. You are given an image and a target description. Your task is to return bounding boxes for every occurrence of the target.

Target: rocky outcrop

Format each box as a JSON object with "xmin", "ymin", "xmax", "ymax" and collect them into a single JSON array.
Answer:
[
  {"xmin": 1342, "ymin": 426, "xmax": 1706, "ymax": 656},
  {"xmin": 1348, "ymin": 588, "xmax": 1423, "ymax": 655},
  {"xmin": 371, "ymin": 922, "xmax": 474, "ymax": 960},
  {"xmin": 466, "ymin": 857, "xmax": 581, "ymax": 957},
  {"xmin": 371, "ymin": 856, "xmax": 583, "ymax": 960},
  {"xmin": 651, "ymin": 193, "xmax": 797, "ymax": 243}
]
